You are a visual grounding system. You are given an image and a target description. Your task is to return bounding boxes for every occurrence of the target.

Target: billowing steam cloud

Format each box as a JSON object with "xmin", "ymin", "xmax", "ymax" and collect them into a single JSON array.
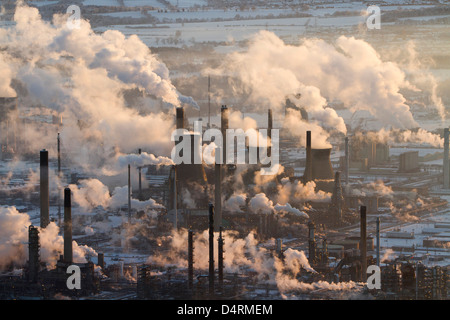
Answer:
[
  {"xmin": 0, "ymin": 206, "xmax": 96, "ymax": 271},
  {"xmin": 0, "ymin": 4, "xmax": 198, "ymax": 171},
  {"xmin": 68, "ymin": 179, "xmax": 164, "ymax": 212},
  {"xmin": 149, "ymin": 229, "xmax": 363, "ymax": 296},
  {"xmin": 206, "ymin": 31, "xmax": 444, "ymax": 143}
]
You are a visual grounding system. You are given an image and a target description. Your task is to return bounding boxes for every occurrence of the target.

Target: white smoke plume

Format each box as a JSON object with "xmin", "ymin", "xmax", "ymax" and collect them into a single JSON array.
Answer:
[
  {"xmin": 206, "ymin": 31, "xmax": 437, "ymax": 137},
  {"xmin": 223, "ymin": 192, "xmax": 247, "ymax": 213},
  {"xmin": 277, "ymin": 178, "xmax": 331, "ymax": 205},
  {"xmin": 0, "ymin": 206, "xmax": 96, "ymax": 271},
  {"xmin": 274, "ymin": 203, "xmax": 309, "ymax": 219},
  {"xmin": 0, "ymin": 4, "xmax": 198, "ymax": 172},
  {"xmin": 148, "ymin": 228, "xmax": 363, "ymax": 296},
  {"xmin": 249, "ymin": 193, "xmax": 274, "ymax": 215},
  {"xmin": 68, "ymin": 179, "xmax": 164, "ymax": 212}
]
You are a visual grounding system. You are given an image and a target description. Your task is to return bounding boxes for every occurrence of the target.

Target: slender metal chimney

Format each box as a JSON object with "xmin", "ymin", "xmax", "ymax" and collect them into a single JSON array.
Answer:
[
  {"xmin": 138, "ymin": 148, "xmax": 142, "ymax": 200},
  {"xmin": 376, "ymin": 217, "xmax": 380, "ymax": 267},
  {"xmin": 173, "ymin": 165, "xmax": 178, "ymax": 229},
  {"xmin": 268, "ymin": 109, "xmax": 273, "ymax": 158},
  {"xmin": 64, "ymin": 187, "xmax": 73, "ymax": 263},
  {"xmin": 28, "ymin": 225, "xmax": 40, "ymax": 282},
  {"xmin": 214, "ymin": 148, "xmax": 222, "ymax": 230},
  {"xmin": 360, "ymin": 206, "xmax": 367, "ymax": 282},
  {"xmin": 57, "ymin": 133, "xmax": 62, "ymax": 229},
  {"xmin": 188, "ymin": 229, "xmax": 194, "ymax": 289},
  {"xmin": 208, "ymin": 203, "xmax": 215, "ymax": 294},
  {"xmin": 176, "ymin": 107, "xmax": 185, "ymax": 130},
  {"xmin": 345, "ymin": 136, "xmax": 349, "ymax": 186},
  {"xmin": 218, "ymin": 226, "xmax": 224, "ymax": 289},
  {"xmin": 308, "ymin": 221, "xmax": 316, "ymax": 265},
  {"xmin": 128, "ymin": 164, "xmax": 131, "ymax": 223},
  {"xmin": 330, "ymin": 171, "xmax": 344, "ymax": 220},
  {"xmin": 98, "ymin": 253, "xmax": 104, "ymax": 270},
  {"xmin": 40, "ymin": 149, "xmax": 49, "ymax": 228},
  {"xmin": 221, "ymin": 105, "xmax": 229, "ymax": 164},
  {"xmin": 208, "ymin": 75, "xmax": 211, "ymax": 129},
  {"xmin": 444, "ymin": 128, "xmax": 449, "ymax": 189},
  {"xmin": 276, "ymin": 238, "xmax": 283, "ymax": 259},
  {"xmin": 304, "ymin": 131, "xmax": 313, "ymax": 182}
]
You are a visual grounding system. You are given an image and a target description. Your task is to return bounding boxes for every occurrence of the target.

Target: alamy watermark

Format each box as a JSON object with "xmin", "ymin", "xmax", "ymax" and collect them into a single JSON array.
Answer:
[
  {"xmin": 66, "ymin": 265, "xmax": 81, "ymax": 290},
  {"xmin": 171, "ymin": 120, "xmax": 280, "ymax": 175},
  {"xmin": 366, "ymin": 265, "xmax": 381, "ymax": 289},
  {"xmin": 366, "ymin": 5, "xmax": 381, "ymax": 30},
  {"xmin": 66, "ymin": 5, "xmax": 81, "ymax": 30}
]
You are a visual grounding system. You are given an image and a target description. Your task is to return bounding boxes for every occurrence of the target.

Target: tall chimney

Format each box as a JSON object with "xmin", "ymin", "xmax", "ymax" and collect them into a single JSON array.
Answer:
[
  {"xmin": 64, "ymin": 187, "xmax": 73, "ymax": 263},
  {"xmin": 345, "ymin": 136, "xmax": 349, "ymax": 186},
  {"xmin": 268, "ymin": 108, "xmax": 273, "ymax": 157},
  {"xmin": 444, "ymin": 128, "xmax": 449, "ymax": 189},
  {"xmin": 214, "ymin": 148, "xmax": 222, "ymax": 230},
  {"xmin": 208, "ymin": 75, "xmax": 211, "ymax": 129},
  {"xmin": 40, "ymin": 149, "xmax": 49, "ymax": 228},
  {"xmin": 173, "ymin": 165, "xmax": 178, "ymax": 229},
  {"xmin": 218, "ymin": 226, "xmax": 224, "ymax": 289},
  {"xmin": 57, "ymin": 133, "xmax": 62, "ymax": 229},
  {"xmin": 138, "ymin": 148, "xmax": 142, "ymax": 200},
  {"xmin": 188, "ymin": 229, "xmax": 194, "ymax": 289},
  {"xmin": 308, "ymin": 221, "xmax": 316, "ymax": 265},
  {"xmin": 98, "ymin": 253, "xmax": 104, "ymax": 270},
  {"xmin": 208, "ymin": 203, "xmax": 215, "ymax": 294},
  {"xmin": 360, "ymin": 206, "xmax": 367, "ymax": 282},
  {"xmin": 221, "ymin": 105, "xmax": 229, "ymax": 164},
  {"xmin": 304, "ymin": 131, "xmax": 313, "ymax": 182},
  {"xmin": 128, "ymin": 164, "xmax": 131, "ymax": 223},
  {"xmin": 330, "ymin": 171, "xmax": 344, "ymax": 221},
  {"xmin": 176, "ymin": 107, "xmax": 185, "ymax": 130},
  {"xmin": 376, "ymin": 217, "xmax": 380, "ymax": 267},
  {"xmin": 28, "ymin": 225, "xmax": 40, "ymax": 283}
]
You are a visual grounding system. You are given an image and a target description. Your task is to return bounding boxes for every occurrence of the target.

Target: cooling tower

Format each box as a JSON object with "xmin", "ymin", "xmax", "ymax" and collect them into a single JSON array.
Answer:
[{"xmin": 304, "ymin": 148, "xmax": 334, "ymax": 181}]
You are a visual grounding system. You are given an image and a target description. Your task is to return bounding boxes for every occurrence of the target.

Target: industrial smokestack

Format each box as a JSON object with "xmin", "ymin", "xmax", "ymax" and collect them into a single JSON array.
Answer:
[
  {"xmin": 40, "ymin": 149, "xmax": 49, "ymax": 228},
  {"xmin": 360, "ymin": 206, "xmax": 367, "ymax": 282},
  {"xmin": 218, "ymin": 226, "xmax": 224, "ymax": 289},
  {"xmin": 98, "ymin": 253, "xmax": 104, "ymax": 270},
  {"xmin": 268, "ymin": 109, "xmax": 272, "ymax": 157},
  {"xmin": 208, "ymin": 203, "xmax": 215, "ymax": 294},
  {"xmin": 308, "ymin": 221, "xmax": 316, "ymax": 265},
  {"xmin": 304, "ymin": 131, "xmax": 312, "ymax": 182},
  {"xmin": 138, "ymin": 148, "xmax": 142, "ymax": 200},
  {"xmin": 376, "ymin": 217, "xmax": 380, "ymax": 267},
  {"xmin": 128, "ymin": 164, "xmax": 131, "ymax": 223},
  {"xmin": 188, "ymin": 229, "xmax": 194, "ymax": 289},
  {"xmin": 64, "ymin": 187, "xmax": 73, "ymax": 263},
  {"xmin": 276, "ymin": 238, "xmax": 283, "ymax": 259},
  {"xmin": 444, "ymin": 128, "xmax": 449, "ymax": 189},
  {"xmin": 214, "ymin": 148, "xmax": 222, "ymax": 230},
  {"xmin": 345, "ymin": 136, "xmax": 349, "ymax": 186},
  {"xmin": 57, "ymin": 133, "xmax": 62, "ymax": 229},
  {"xmin": 330, "ymin": 171, "xmax": 344, "ymax": 220},
  {"xmin": 176, "ymin": 107, "xmax": 185, "ymax": 130},
  {"xmin": 221, "ymin": 105, "xmax": 229, "ymax": 164},
  {"xmin": 28, "ymin": 225, "xmax": 40, "ymax": 283}
]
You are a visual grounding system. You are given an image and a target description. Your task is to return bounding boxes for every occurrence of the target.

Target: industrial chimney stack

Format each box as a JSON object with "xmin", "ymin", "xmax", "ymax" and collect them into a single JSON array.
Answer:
[
  {"xmin": 304, "ymin": 131, "xmax": 313, "ymax": 182},
  {"xmin": 64, "ymin": 187, "xmax": 73, "ymax": 263},
  {"xmin": 221, "ymin": 105, "xmax": 229, "ymax": 164},
  {"xmin": 345, "ymin": 136, "xmax": 349, "ymax": 186},
  {"xmin": 214, "ymin": 148, "xmax": 222, "ymax": 230},
  {"xmin": 188, "ymin": 229, "xmax": 194, "ymax": 289},
  {"xmin": 268, "ymin": 109, "xmax": 273, "ymax": 157},
  {"xmin": 360, "ymin": 206, "xmax": 367, "ymax": 282},
  {"xmin": 208, "ymin": 203, "xmax": 215, "ymax": 294},
  {"xmin": 218, "ymin": 226, "xmax": 224, "ymax": 289},
  {"xmin": 444, "ymin": 128, "xmax": 449, "ymax": 189},
  {"xmin": 40, "ymin": 149, "xmax": 49, "ymax": 228}
]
